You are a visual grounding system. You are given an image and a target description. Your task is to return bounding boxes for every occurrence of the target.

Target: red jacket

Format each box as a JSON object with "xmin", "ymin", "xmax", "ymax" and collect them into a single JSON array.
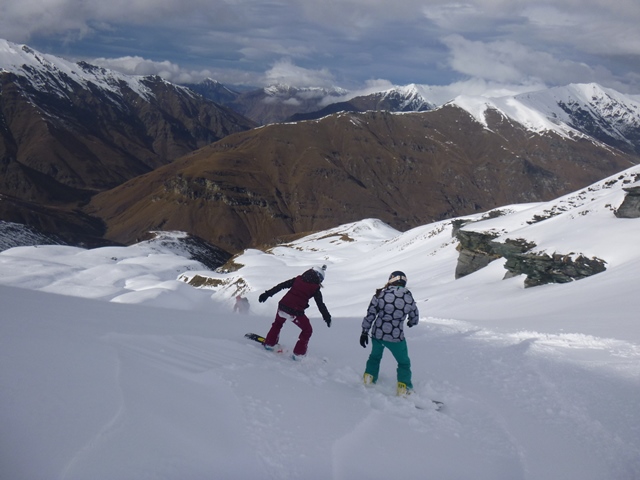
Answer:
[{"xmin": 263, "ymin": 269, "xmax": 331, "ymax": 320}]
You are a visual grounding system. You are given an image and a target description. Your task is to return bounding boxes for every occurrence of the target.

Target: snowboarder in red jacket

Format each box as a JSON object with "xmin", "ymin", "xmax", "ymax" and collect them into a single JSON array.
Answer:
[{"xmin": 258, "ymin": 265, "xmax": 331, "ymax": 358}]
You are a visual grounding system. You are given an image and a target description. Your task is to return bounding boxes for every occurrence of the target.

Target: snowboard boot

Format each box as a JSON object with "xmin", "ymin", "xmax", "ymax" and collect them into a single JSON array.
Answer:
[
  {"xmin": 397, "ymin": 382, "xmax": 409, "ymax": 397},
  {"xmin": 363, "ymin": 373, "xmax": 375, "ymax": 386}
]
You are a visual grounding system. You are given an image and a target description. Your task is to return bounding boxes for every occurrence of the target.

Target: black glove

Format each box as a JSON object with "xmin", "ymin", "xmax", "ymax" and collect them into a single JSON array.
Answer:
[
  {"xmin": 258, "ymin": 292, "xmax": 269, "ymax": 303},
  {"xmin": 360, "ymin": 333, "xmax": 369, "ymax": 348},
  {"xmin": 324, "ymin": 315, "xmax": 331, "ymax": 327}
]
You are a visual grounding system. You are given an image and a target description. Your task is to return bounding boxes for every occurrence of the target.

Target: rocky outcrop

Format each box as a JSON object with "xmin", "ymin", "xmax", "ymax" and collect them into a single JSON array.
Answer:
[
  {"xmin": 454, "ymin": 229, "xmax": 535, "ymax": 279},
  {"xmin": 504, "ymin": 252, "xmax": 607, "ymax": 288},
  {"xmin": 614, "ymin": 184, "xmax": 640, "ymax": 218},
  {"xmin": 454, "ymin": 228, "xmax": 606, "ymax": 287}
]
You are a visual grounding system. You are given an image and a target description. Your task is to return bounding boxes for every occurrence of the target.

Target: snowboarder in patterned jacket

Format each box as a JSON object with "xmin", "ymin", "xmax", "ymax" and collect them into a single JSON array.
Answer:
[
  {"xmin": 258, "ymin": 265, "xmax": 331, "ymax": 358},
  {"xmin": 360, "ymin": 271, "xmax": 419, "ymax": 395}
]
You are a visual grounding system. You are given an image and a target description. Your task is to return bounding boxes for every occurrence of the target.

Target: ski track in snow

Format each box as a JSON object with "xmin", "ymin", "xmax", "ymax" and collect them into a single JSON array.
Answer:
[
  {"xmin": 27, "ymin": 313, "xmax": 638, "ymax": 480},
  {"xmin": 416, "ymin": 320, "xmax": 640, "ymax": 480}
]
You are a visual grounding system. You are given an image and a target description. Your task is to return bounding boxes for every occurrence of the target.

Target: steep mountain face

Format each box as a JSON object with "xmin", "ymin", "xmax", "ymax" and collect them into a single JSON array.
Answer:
[
  {"xmin": 87, "ymin": 106, "xmax": 638, "ymax": 253},
  {"xmin": 0, "ymin": 40, "xmax": 256, "ymax": 243},
  {"xmin": 288, "ymin": 85, "xmax": 435, "ymax": 122}
]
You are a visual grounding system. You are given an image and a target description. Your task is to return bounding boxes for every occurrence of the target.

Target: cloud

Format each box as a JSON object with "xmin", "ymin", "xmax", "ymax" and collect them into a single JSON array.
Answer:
[
  {"xmin": 1, "ymin": 0, "xmax": 640, "ymax": 95},
  {"xmin": 315, "ymin": 79, "xmax": 400, "ymax": 106},
  {"xmin": 1, "ymin": 0, "xmax": 223, "ymax": 41},
  {"xmin": 90, "ymin": 55, "xmax": 340, "ymax": 89},
  {"xmin": 441, "ymin": 34, "xmax": 616, "ymax": 87},
  {"xmin": 91, "ymin": 56, "xmax": 213, "ymax": 84},
  {"xmin": 263, "ymin": 59, "xmax": 336, "ymax": 88}
]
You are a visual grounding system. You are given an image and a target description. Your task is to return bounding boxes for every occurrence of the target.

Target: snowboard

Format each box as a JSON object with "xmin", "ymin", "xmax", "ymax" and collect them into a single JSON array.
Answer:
[
  {"xmin": 397, "ymin": 391, "xmax": 444, "ymax": 411},
  {"xmin": 244, "ymin": 332, "xmax": 288, "ymax": 354},
  {"xmin": 423, "ymin": 399, "xmax": 445, "ymax": 411},
  {"xmin": 366, "ymin": 383, "xmax": 444, "ymax": 411}
]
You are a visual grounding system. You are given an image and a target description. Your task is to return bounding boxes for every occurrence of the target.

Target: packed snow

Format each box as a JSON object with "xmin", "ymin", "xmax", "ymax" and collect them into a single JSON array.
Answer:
[{"xmin": 1, "ymin": 166, "xmax": 640, "ymax": 479}]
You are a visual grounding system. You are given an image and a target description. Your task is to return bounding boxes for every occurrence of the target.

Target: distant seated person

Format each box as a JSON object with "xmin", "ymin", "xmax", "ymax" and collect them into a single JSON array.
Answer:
[{"xmin": 233, "ymin": 295, "xmax": 250, "ymax": 314}]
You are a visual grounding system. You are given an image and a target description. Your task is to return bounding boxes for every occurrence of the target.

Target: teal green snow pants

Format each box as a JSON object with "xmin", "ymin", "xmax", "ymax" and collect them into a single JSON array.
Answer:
[{"xmin": 365, "ymin": 338, "xmax": 413, "ymax": 389}]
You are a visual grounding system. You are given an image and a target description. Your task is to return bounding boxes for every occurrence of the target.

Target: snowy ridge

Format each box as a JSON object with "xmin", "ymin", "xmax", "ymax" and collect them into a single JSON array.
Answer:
[
  {"xmin": 517, "ymin": 83, "xmax": 640, "ymax": 144},
  {"xmin": 0, "ymin": 38, "xmax": 153, "ymax": 102},
  {"xmin": 450, "ymin": 93, "xmax": 583, "ymax": 138},
  {"xmin": 448, "ymin": 83, "xmax": 640, "ymax": 144}
]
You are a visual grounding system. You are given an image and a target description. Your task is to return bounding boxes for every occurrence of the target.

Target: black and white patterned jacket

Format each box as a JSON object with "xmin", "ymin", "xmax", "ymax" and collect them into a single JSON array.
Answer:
[{"xmin": 361, "ymin": 285, "xmax": 419, "ymax": 342}]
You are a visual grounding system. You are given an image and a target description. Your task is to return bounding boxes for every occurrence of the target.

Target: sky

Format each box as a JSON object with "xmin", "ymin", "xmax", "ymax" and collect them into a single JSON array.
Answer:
[
  {"xmin": 1, "ymin": 163, "xmax": 639, "ymax": 478},
  {"xmin": 1, "ymin": 0, "xmax": 640, "ymax": 96}
]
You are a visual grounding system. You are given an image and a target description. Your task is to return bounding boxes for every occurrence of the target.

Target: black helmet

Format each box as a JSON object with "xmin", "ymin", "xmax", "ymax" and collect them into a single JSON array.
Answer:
[{"xmin": 388, "ymin": 271, "xmax": 407, "ymax": 286}]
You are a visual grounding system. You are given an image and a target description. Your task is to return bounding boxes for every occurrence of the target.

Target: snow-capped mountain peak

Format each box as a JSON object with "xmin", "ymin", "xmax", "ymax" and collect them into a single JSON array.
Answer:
[
  {"xmin": 447, "ymin": 83, "xmax": 640, "ymax": 151},
  {"xmin": 516, "ymin": 83, "xmax": 640, "ymax": 148},
  {"xmin": 379, "ymin": 83, "xmax": 436, "ymax": 111},
  {"xmin": 0, "ymin": 38, "xmax": 153, "ymax": 102},
  {"xmin": 447, "ymin": 93, "xmax": 579, "ymax": 138}
]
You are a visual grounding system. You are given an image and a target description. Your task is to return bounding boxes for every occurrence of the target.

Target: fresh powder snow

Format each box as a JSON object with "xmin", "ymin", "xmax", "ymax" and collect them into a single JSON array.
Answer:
[{"xmin": 1, "ymin": 166, "xmax": 639, "ymax": 479}]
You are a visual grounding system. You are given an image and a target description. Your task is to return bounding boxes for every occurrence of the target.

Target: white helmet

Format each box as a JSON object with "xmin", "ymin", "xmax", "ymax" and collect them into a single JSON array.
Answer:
[{"xmin": 313, "ymin": 264, "xmax": 327, "ymax": 282}]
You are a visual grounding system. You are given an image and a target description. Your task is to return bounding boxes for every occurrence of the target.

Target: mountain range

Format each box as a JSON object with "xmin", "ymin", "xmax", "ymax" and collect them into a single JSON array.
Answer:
[
  {"xmin": 1, "ymin": 39, "xmax": 639, "ymax": 253},
  {"xmin": 87, "ymin": 85, "xmax": 640, "ymax": 252},
  {"xmin": 0, "ymin": 39, "xmax": 255, "ymax": 245},
  {"xmin": 184, "ymin": 80, "xmax": 350, "ymax": 125},
  {"xmin": 185, "ymin": 80, "xmax": 436, "ymax": 125}
]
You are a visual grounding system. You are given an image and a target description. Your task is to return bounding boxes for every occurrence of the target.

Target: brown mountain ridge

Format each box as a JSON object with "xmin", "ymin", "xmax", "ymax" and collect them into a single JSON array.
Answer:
[
  {"xmin": 0, "ymin": 65, "xmax": 256, "ymax": 245},
  {"xmin": 87, "ymin": 106, "xmax": 638, "ymax": 253}
]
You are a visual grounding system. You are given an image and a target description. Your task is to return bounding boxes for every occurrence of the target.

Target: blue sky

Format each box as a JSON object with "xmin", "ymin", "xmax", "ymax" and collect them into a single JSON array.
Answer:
[{"xmin": 2, "ymin": 0, "xmax": 639, "ymax": 96}]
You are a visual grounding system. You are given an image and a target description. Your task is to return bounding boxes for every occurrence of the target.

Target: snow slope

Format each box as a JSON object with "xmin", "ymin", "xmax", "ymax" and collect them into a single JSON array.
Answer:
[{"xmin": 1, "ymin": 166, "xmax": 639, "ymax": 479}]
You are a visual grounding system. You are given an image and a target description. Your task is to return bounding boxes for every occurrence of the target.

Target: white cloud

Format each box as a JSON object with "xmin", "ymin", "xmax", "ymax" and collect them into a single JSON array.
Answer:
[
  {"xmin": 92, "ymin": 56, "xmax": 339, "ymax": 89},
  {"xmin": 263, "ymin": 58, "xmax": 336, "ymax": 88},
  {"xmin": 442, "ymin": 34, "xmax": 610, "ymax": 86},
  {"xmin": 427, "ymin": 78, "xmax": 548, "ymax": 104},
  {"xmin": 91, "ymin": 56, "xmax": 213, "ymax": 84},
  {"xmin": 316, "ymin": 79, "xmax": 396, "ymax": 106},
  {"xmin": 0, "ymin": 0, "xmax": 228, "ymax": 43}
]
